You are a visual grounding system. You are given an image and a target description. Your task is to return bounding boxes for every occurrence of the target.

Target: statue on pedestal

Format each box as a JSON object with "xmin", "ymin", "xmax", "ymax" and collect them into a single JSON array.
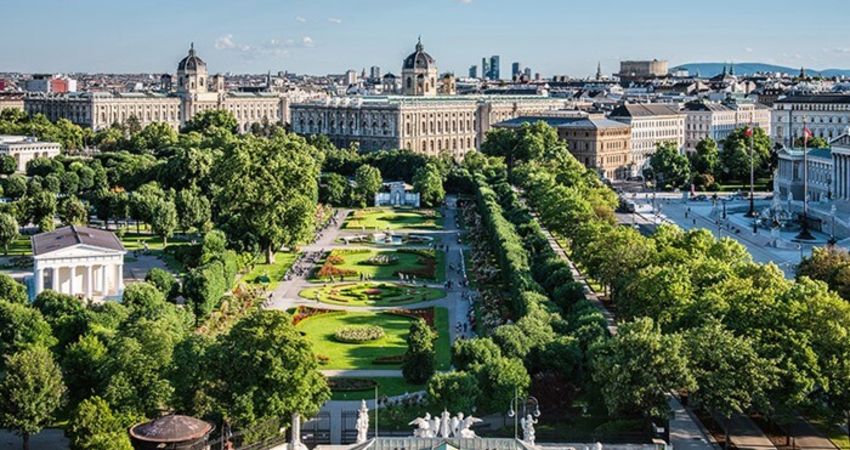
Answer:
[
  {"xmin": 521, "ymin": 413, "xmax": 538, "ymax": 444},
  {"xmin": 355, "ymin": 400, "xmax": 369, "ymax": 443},
  {"xmin": 439, "ymin": 410, "xmax": 452, "ymax": 438},
  {"xmin": 409, "ymin": 413, "xmax": 433, "ymax": 437}
]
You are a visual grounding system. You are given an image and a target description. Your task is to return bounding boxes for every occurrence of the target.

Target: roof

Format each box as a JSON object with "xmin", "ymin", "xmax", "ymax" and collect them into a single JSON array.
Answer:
[
  {"xmin": 682, "ymin": 101, "xmax": 732, "ymax": 112},
  {"xmin": 609, "ymin": 103, "xmax": 681, "ymax": 118},
  {"xmin": 403, "ymin": 38, "xmax": 436, "ymax": 71},
  {"xmin": 496, "ymin": 115, "xmax": 630, "ymax": 130},
  {"xmin": 779, "ymin": 147, "xmax": 832, "ymax": 160},
  {"xmin": 129, "ymin": 415, "xmax": 213, "ymax": 443},
  {"xmin": 177, "ymin": 43, "xmax": 206, "ymax": 72},
  {"xmin": 32, "ymin": 225, "xmax": 125, "ymax": 256},
  {"xmin": 775, "ymin": 94, "xmax": 850, "ymax": 104}
]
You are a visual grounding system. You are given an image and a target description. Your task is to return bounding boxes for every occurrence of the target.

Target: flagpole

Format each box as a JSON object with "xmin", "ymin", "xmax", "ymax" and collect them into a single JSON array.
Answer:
[
  {"xmin": 747, "ymin": 122, "xmax": 756, "ymax": 218},
  {"xmin": 796, "ymin": 117, "xmax": 815, "ymax": 240}
]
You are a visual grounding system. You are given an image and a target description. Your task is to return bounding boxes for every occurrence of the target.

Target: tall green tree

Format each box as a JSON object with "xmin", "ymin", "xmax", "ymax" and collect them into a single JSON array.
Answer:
[
  {"xmin": 648, "ymin": 142, "xmax": 691, "ymax": 189},
  {"xmin": 590, "ymin": 318, "xmax": 694, "ymax": 419},
  {"xmin": 426, "ymin": 371, "xmax": 480, "ymax": 413},
  {"xmin": 59, "ymin": 196, "xmax": 88, "ymax": 226},
  {"xmin": 0, "ymin": 346, "xmax": 66, "ymax": 450},
  {"xmin": 67, "ymin": 396, "xmax": 133, "ymax": 450},
  {"xmin": 150, "ymin": 198, "xmax": 178, "ymax": 246},
  {"xmin": 175, "ymin": 188, "xmax": 211, "ymax": 233},
  {"xmin": 720, "ymin": 126, "xmax": 771, "ymax": 181},
  {"xmin": 182, "ymin": 109, "xmax": 238, "ymax": 134},
  {"xmin": 354, "ymin": 164, "xmax": 382, "ymax": 207},
  {"xmin": 691, "ymin": 137, "xmax": 720, "ymax": 177},
  {"xmin": 413, "ymin": 163, "xmax": 446, "ymax": 207},
  {"xmin": 0, "ymin": 213, "xmax": 19, "ymax": 255},
  {"xmin": 403, "ymin": 318, "xmax": 436, "ymax": 383},
  {"xmin": 212, "ymin": 134, "xmax": 320, "ymax": 263}
]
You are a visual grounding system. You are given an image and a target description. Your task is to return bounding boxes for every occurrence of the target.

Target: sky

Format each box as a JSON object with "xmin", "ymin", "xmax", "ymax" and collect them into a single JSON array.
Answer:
[{"xmin": 3, "ymin": 0, "xmax": 850, "ymax": 77}]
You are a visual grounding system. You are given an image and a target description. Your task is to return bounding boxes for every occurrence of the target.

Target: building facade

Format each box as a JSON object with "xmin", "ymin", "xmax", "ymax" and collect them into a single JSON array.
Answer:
[
  {"xmin": 0, "ymin": 93, "xmax": 25, "ymax": 112},
  {"xmin": 0, "ymin": 136, "xmax": 62, "ymax": 172},
  {"xmin": 609, "ymin": 103, "xmax": 684, "ymax": 174},
  {"xmin": 402, "ymin": 39, "xmax": 438, "ymax": 97},
  {"xmin": 496, "ymin": 115, "xmax": 633, "ymax": 181},
  {"xmin": 683, "ymin": 100, "xmax": 771, "ymax": 151},
  {"xmin": 771, "ymin": 94, "xmax": 850, "ymax": 148},
  {"xmin": 24, "ymin": 44, "xmax": 290, "ymax": 133}
]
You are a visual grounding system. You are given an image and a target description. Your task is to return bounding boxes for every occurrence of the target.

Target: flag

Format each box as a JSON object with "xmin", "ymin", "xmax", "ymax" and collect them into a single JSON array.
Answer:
[
  {"xmin": 803, "ymin": 127, "xmax": 813, "ymax": 143},
  {"xmin": 744, "ymin": 127, "xmax": 753, "ymax": 138}
]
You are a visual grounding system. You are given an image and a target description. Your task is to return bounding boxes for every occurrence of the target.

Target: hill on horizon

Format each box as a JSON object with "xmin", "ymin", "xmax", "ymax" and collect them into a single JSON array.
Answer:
[{"xmin": 672, "ymin": 62, "xmax": 850, "ymax": 78}]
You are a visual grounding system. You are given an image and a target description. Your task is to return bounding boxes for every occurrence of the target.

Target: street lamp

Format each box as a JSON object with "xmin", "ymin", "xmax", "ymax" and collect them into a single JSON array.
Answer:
[
  {"xmin": 507, "ymin": 388, "xmax": 540, "ymax": 441},
  {"xmin": 722, "ymin": 199, "xmax": 727, "ymax": 220},
  {"xmin": 829, "ymin": 204, "xmax": 837, "ymax": 246},
  {"xmin": 796, "ymin": 116, "xmax": 816, "ymax": 241}
]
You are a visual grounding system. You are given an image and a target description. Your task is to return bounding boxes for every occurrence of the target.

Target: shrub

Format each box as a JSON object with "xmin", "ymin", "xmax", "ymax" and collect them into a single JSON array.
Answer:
[
  {"xmin": 373, "ymin": 354, "xmax": 405, "ymax": 365},
  {"xmin": 328, "ymin": 378, "xmax": 377, "ymax": 392},
  {"xmin": 145, "ymin": 268, "xmax": 178, "ymax": 300},
  {"xmin": 333, "ymin": 325, "xmax": 385, "ymax": 343},
  {"xmin": 327, "ymin": 254, "xmax": 345, "ymax": 265}
]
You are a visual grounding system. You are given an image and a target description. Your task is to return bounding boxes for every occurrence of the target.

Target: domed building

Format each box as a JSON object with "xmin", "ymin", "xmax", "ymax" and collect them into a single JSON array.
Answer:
[
  {"xmin": 129, "ymin": 414, "xmax": 213, "ymax": 450},
  {"xmin": 402, "ymin": 38, "xmax": 438, "ymax": 96},
  {"xmin": 176, "ymin": 43, "xmax": 208, "ymax": 94}
]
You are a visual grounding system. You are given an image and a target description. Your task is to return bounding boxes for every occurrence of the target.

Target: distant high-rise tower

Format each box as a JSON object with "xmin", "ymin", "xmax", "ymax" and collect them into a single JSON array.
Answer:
[
  {"xmin": 469, "ymin": 65, "xmax": 478, "ymax": 78},
  {"xmin": 481, "ymin": 57, "xmax": 490, "ymax": 80},
  {"xmin": 596, "ymin": 62, "xmax": 602, "ymax": 80},
  {"xmin": 489, "ymin": 55, "xmax": 500, "ymax": 80},
  {"xmin": 511, "ymin": 62, "xmax": 521, "ymax": 78},
  {"xmin": 370, "ymin": 65, "xmax": 381, "ymax": 80}
]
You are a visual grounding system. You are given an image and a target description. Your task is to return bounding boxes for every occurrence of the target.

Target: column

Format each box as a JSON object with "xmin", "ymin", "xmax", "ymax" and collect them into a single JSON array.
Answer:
[
  {"xmin": 99, "ymin": 265, "xmax": 106, "ymax": 295},
  {"xmin": 86, "ymin": 265, "xmax": 93, "ymax": 300},
  {"xmin": 51, "ymin": 267, "xmax": 59, "ymax": 291},
  {"xmin": 68, "ymin": 265, "xmax": 76, "ymax": 296},
  {"xmin": 116, "ymin": 263, "xmax": 124, "ymax": 292},
  {"xmin": 34, "ymin": 266, "xmax": 44, "ymax": 296}
]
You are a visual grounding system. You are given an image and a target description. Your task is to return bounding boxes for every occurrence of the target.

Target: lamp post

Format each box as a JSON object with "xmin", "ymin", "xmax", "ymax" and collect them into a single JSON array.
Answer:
[
  {"xmin": 746, "ymin": 123, "xmax": 757, "ymax": 218},
  {"xmin": 507, "ymin": 388, "xmax": 541, "ymax": 441},
  {"xmin": 722, "ymin": 199, "xmax": 727, "ymax": 220},
  {"xmin": 796, "ymin": 117, "xmax": 816, "ymax": 240},
  {"xmin": 829, "ymin": 204, "xmax": 837, "ymax": 246}
]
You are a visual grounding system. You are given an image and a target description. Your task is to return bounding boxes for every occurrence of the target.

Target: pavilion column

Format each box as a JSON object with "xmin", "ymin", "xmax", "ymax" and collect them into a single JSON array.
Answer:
[
  {"xmin": 86, "ymin": 265, "xmax": 93, "ymax": 300},
  {"xmin": 99, "ymin": 265, "xmax": 106, "ymax": 295},
  {"xmin": 34, "ymin": 266, "xmax": 44, "ymax": 296},
  {"xmin": 69, "ymin": 265, "xmax": 78, "ymax": 296},
  {"xmin": 51, "ymin": 267, "xmax": 59, "ymax": 291},
  {"xmin": 116, "ymin": 263, "xmax": 124, "ymax": 292}
]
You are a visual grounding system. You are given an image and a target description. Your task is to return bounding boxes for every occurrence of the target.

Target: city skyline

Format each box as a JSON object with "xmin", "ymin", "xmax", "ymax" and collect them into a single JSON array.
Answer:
[{"xmin": 4, "ymin": 0, "xmax": 850, "ymax": 77}]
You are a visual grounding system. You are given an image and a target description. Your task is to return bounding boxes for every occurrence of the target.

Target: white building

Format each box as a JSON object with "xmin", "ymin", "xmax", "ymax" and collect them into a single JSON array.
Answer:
[
  {"xmin": 31, "ymin": 226, "xmax": 126, "ymax": 301},
  {"xmin": 771, "ymin": 94, "xmax": 850, "ymax": 148},
  {"xmin": 683, "ymin": 100, "xmax": 771, "ymax": 151},
  {"xmin": 375, "ymin": 182, "xmax": 420, "ymax": 207},
  {"xmin": 609, "ymin": 103, "xmax": 684, "ymax": 174},
  {"xmin": 0, "ymin": 135, "xmax": 62, "ymax": 172}
]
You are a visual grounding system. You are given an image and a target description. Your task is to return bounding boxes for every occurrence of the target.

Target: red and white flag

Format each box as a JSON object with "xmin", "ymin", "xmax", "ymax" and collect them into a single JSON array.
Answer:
[
  {"xmin": 744, "ymin": 127, "xmax": 754, "ymax": 138},
  {"xmin": 803, "ymin": 127, "xmax": 813, "ymax": 143}
]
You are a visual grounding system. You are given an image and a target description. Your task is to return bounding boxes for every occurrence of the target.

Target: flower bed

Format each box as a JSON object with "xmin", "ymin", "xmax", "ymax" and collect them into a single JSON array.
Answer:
[
  {"xmin": 333, "ymin": 325, "xmax": 386, "ymax": 343},
  {"xmin": 362, "ymin": 255, "xmax": 399, "ymax": 266},
  {"xmin": 291, "ymin": 305, "xmax": 337, "ymax": 326},
  {"xmin": 328, "ymin": 378, "xmax": 378, "ymax": 392},
  {"xmin": 327, "ymin": 254, "xmax": 345, "ymax": 265},
  {"xmin": 316, "ymin": 354, "xmax": 330, "ymax": 365},
  {"xmin": 394, "ymin": 256, "xmax": 436, "ymax": 279},
  {"xmin": 387, "ymin": 307, "xmax": 435, "ymax": 328},
  {"xmin": 373, "ymin": 354, "xmax": 405, "ymax": 365}
]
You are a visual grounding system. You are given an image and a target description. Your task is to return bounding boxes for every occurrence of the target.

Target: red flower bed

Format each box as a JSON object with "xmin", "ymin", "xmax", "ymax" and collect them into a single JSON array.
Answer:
[
  {"xmin": 292, "ymin": 305, "xmax": 335, "ymax": 325},
  {"xmin": 317, "ymin": 264, "xmax": 357, "ymax": 279},
  {"xmin": 394, "ymin": 256, "xmax": 436, "ymax": 279},
  {"xmin": 387, "ymin": 307, "xmax": 435, "ymax": 327}
]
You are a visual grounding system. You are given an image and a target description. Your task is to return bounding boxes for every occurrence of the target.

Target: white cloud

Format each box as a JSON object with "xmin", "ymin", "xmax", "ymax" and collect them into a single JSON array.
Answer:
[
  {"xmin": 744, "ymin": 47, "xmax": 753, "ymax": 53},
  {"xmin": 302, "ymin": 36, "xmax": 315, "ymax": 47},
  {"xmin": 214, "ymin": 34, "xmax": 237, "ymax": 50},
  {"xmin": 328, "ymin": 17, "xmax": 342, "ymax": 24},
  {"xmin": 832, "ymin": 47, "xmax": 850, "ymax": 54},
  {"xmin": 296, "ymin": 16, "xmax": 307, "ymax": 23},
  {"xmin": 457, "ymin": 0, "xmax": 473, "ymax": 3}
]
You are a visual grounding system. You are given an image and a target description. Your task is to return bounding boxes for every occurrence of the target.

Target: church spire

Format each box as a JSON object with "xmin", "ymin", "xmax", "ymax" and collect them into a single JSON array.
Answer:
[
  {"xmin": 415, "ymin": 36, "xmax": 423, "ymax": 52},
  {"xmin": 596, "ymin": 61, "xmax": 602, "ymax": 80}
]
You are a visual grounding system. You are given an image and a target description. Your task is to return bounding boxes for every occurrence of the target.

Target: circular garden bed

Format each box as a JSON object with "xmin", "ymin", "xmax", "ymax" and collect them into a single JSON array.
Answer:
[
  {"xmin": 334, "ymin": 325, "xmax": 385, "ymax": 343},
  {"xmin": 299, "ymin": 282, "xmax": 445, "ymax": 306}
]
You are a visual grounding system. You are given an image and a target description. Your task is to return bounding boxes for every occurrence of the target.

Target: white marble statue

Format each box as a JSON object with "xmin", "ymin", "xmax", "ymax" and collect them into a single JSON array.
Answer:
[
  {"xmin": 355, "ymin": 400, "xmax": 369, "ymax": 443},
  {"xmin": 521, "ymin": 413, "xmax": 538, "ymax": 444},
  {"xmin": 458, "ymin": 414, "xmax": 482, "ymax": 438},
  {"xmin": 440, "ymin": 410, "xmax": 452, "ymax": 438},
  {"xmin": 409, "ymin": 413, "xmax": 433, "ymax": 437}
]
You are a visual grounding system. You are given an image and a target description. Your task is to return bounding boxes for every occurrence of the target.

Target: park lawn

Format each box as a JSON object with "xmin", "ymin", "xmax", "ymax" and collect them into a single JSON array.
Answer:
[
  {"xmin": 241, "ymin": 252, "xmax": 297, "ymax": 291},
  {"xmin": 299, "ymin": 281, "xmax": 446, "ymax": 306},
  {"xmin": 297, "ymin": 307, "xmax": 450, "ymax": 370},
  {"xmin": 3, "ymin": 237, "xmax": 32, "ymax": 256},
  {"xmin": 806, "ymin": 417, "xmax": 850, "ymax": 450},
  {"xmin": 344, "ymin": 208, "xmax": 443, "ymax": 230},
  {"xmin": 312, "ymin": 249, "xmax": 445, "ymax": 283},
  {"xmin": 329, "ymin": 377, "xmax": 426, "ymax": 401}
]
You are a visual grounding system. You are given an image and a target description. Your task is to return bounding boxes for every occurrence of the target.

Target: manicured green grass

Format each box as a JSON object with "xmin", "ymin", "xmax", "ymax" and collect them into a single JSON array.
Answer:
[
  {"xmin": 299, "ymin": 282, "xmax": 445, "ymax": 306},
  {"xmin": 3, "ymin": 237, "xmax": 32, "ymax": 256},
  {"xmin": 344, "ymin": 208, "xmax": 443, "ymax": 230},
  {"xmin": 312, "ymin": 249, "xmax": 445, "ymax": 282},
  {"xmin": 807, "ymin": 417, "xmax": 850, "ymax": 450},
  {"xmin": 297, "ymin": 308, "xmax": 450, "ymax": 370},
  {"xmin": 329, "ymin": 377, "xmax": 426, "ymax": 401},
  {"xmin": 241, "ymin": 252, "xmax": 297, "ymax": 291}
]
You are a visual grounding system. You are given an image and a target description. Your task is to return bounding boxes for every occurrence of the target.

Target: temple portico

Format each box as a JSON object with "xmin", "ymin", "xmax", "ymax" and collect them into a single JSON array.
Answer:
[{"xmin": 31, "ymin": 226, "xmax": 126, "ymax": 300}]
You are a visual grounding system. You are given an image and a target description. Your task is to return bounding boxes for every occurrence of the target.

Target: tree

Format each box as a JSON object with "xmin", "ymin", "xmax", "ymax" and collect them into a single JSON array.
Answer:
[
  {"xmin": 67, "ymin": 396, "xmax": 133, "ymax": 450},
  {"xmin": 0, "ymin": 301, "xmax": 57, "ymax": 361},
  {"xmin": 59, "ymin": 196, "xmax": 88, "ymax": 226},
  {"xmin": 590, "ymin": 318, "xmax": 694, "ymax": 419},
  {"xmin": 175, "ymin": 188, "xmax": 211, "ymax": 233},
  {"xmin": 210, "ymin": 310, "xmax": 330, "ymax": 440},
  {"xmin": 413, "ymin": 163, "xmax": 445, "ymax": 207},
  {"xmin": 354, "ymin": 164, "xmax": 382, "ymax": 207},
  {"xmin": 182, "ymin": 109, "xmax": 238, "ymax": 134},
  {"xmin": 0, "ymin": 213, "xmax": 19, "ymax": 255},
  {"xmin": 403, "ymin": 318, "xmax": 436, "ymax": 383},
  {"xmin": 426, "ymin": 371, "xmax": 480, "ymax": 413},
  {"xmin": 0, "ymin": 275, "xmax": 27, "ymax": 305},
  {"xmin": 26, "ymin": 191, "xmax": 56, "ymax": 232},
  {"xmin": 0, "ymin": 155, "xmax": 17, "ymax": 175},
  {"xmin": 32, "ymin": 290, "xmax": 87, "ymax": 350},
  {"xmin": 0, "ymin": 346, "xmax": 66, "ymax": 450},
  {"xmin": 691, "ymin": 137, "xmax": 720, "ymax": 177},
  {"xmin": 319, "ymin": 173, "xmax": 349, "ymax": 206},
  {"xmin": 473, "ymin": 356, "xmax": 531, "ymax": 414},
  {"xmin": 129, "ymin": 182, "xmax": 165, "ymax": 232},
  {"xmin": 481, "ymin": 121, "xmax": 566, "ymax": 176},
  {"xmin": 685, "ymin": 321, "xmax": 775, "ymax": 447},
  {"xmin": 131, "ymin": 122, "xmax": 178, "ymax": 155},
  {"xmin": 150, "ymin": 198, "xmax": 178, "ymax": 246},
  {"xmin": 720, "ymin": 126, "xmax": 772, "ymax": 181},
  {"xmin": 212, "ymin": 134, "xmax": 320, "ymax": 264},
  {"xmin": 3, "ymin": 175, "xmax": 27, "ymax": 199},
  {"xmin": 648, "ymin": 142, "xmax": 691, "ymax": 189},
  {"xmin": 794, "ymin": 136, "xmax": 829, "ymax": 149},
  {"xmin": 452, "ymin": 337, "xmax": 502, "ymax": 371},
  {"xmin": 145, "ymin": 268, "xmax": 178, "ymax": 300}
]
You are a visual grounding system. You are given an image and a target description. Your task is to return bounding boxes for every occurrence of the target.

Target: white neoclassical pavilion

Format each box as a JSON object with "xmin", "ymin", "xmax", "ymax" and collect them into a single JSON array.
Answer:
[{"xmin": 31, "ymin": 226, "xmax": 126, "ymax": 300}]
